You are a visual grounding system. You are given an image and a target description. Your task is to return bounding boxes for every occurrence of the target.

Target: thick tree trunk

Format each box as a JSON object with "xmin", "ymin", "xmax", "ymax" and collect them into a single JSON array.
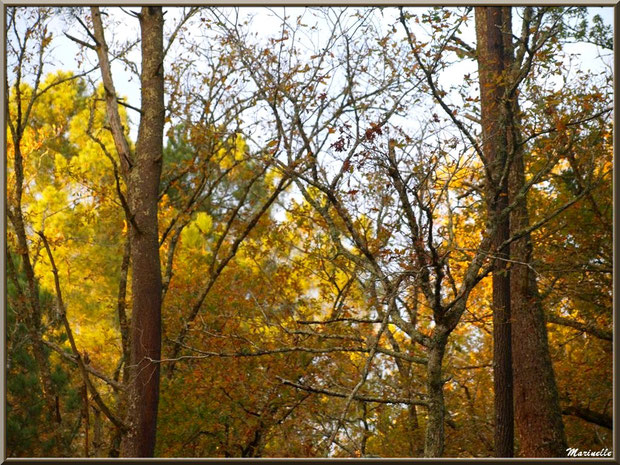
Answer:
[
  {"xmin": 91, "ymin": 6, "xmax": 165, "ymax": 456},
  {"xmin": 475, "ymin": 6, "xmax": 514, "ymax": 457},
  {"xmin": 424, "ymin": 330, "xmax": 447, "ymax": 457},
  {"xmin": 491, "ymin": 194, "xmax": 513, "ymax": 458},
  {"xmin": 509, "ymin": 140, "xmax": 567, "ymax": 457},
  {"xmin": 118, "ymin": 7, "xmax": 165, "ymax": 457},
  {"xmin": 475, "ymin": 6, "xmax": 567, "ymax": 457}
]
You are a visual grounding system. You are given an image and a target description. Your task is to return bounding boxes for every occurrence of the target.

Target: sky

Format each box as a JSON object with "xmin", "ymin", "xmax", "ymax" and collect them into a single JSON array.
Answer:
[{"xmin": 9, "ymin": 6, "xmax": 614, "ymax": 142}]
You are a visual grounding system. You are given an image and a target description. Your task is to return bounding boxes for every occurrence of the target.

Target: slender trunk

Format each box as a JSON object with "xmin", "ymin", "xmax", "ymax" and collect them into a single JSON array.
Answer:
[
  {"xmin": 361, "ymin": 403, "xmax": 370, "ymax": 456},
  {"xmin": 491, "ymin": 191, "xmax": 513, "ymax": 458},
  {"xmin": 407, "ymin": 400, "xmax": 420, "ymax": 455},
  {"xmin": 12, "ymin": 207, "xmax": 57, "ymax": 416},
  {"xmin": 93, "ymin": 407, "xmax": 103, "ymax": 457},
  {"xmin": 424, "ymin": 330, "xmax": 447, "ymax": 457},
  {"xmin": 509, "ymin": 135, "xmax": 567, "ymax": 456},
  {"xmin": 119, "ymin": 7, "xmax": 165, "ymax": 457},
  {"xmin": 82, "ymin": 383, "xmax": 90, "ymax": 457},
  {"xmin": 475, "ymin": 6, "xmax": 514, "ymax": 457},
  {"xmin": 117, "ymin": 239, "xmax": 131, "ymax": 384},
  {"xmin": 9, "ymin": 136, "xmax": 58, "ymax": 433}
]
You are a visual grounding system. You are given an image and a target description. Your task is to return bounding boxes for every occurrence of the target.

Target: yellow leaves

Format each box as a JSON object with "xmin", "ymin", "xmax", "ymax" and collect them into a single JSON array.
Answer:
[
  {"xmin": 233, "ymin": 133, "xmax": 247, "ymax": 157},
  {"xmin": 195, "ymin": 212, "xmax": 213, "ymax": 234},
  {"xmin": 217, "ymin": 133, "xmax": 248, "ymax": 170},
  {"xmin": 253, "ymin": 323, "xmax": 280, "ymax": 339},
  {"xmin": 181, "ymin": 223, "xmax": 205, "ymax": 250},
  {"xmin": 53, "ymin": 152, "xmax": 68, "ymax": 172},
  {"xmin": 181, "ymin": 212, "xmax": 213, "ymax": 250},
  {"xmin": 348, "ymin": 351, "xmax": 366, "ymax": 365},
  {"xmin": 27, "ymin": 184, "xmax": 68, "ymax": 232},
  {"xmin": 6, "ymin": 72, "xmax": 133, "ymax": 381}
]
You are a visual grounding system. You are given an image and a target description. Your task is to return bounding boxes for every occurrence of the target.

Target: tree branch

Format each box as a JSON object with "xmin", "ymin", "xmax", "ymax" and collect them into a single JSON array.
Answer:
[
  {"xmin": 547, "ymin": 313, "xmax": 612, "ymax": 342},
  {"xmin": 64, "ymin": 32, "xmax": 96, "ymax": 50},
  {"xmin": 42, "ymin": 340, "xmax": 125, "ymax": 392},
  {"xmin": 90, "ymin": 6, "xmax": 134, "ymax": 175},
  {"xmin": 37, "ymin": 231, "xmax": 127, "ymax": 431},
  {"xmin": 276, "ymin": 376, "xmax": 427, "ymax": 406},
  {"xmin": 563, "ymin": 405, "xmax": 612, "ymax": 430}
]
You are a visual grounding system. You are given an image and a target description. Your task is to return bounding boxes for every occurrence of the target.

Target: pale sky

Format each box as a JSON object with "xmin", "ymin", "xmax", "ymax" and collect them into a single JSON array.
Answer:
[{"xmin": 10, "ymin": 6, "xmax": 614, "ymax": 142}]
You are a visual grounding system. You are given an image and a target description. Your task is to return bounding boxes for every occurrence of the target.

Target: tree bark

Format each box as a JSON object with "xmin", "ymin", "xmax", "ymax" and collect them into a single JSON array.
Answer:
[
  {"xmin": 93, "ymin": 407, "xmax": 104, "ymax": 457},
  {"xmin": 509, "ymin": 104, "xmax": 568, "ymax": 459},
  {"xmin": 117, "ymin": 239, "xmax": 131, "ymax": 385},
  {"xmin": 119, "ymin": 7, "xmax": 165, "ymax": 457},
  {"xmin": 475, "ymin": 6, "xmax": 514, "ymax": 457},
  {"xmin": 90, "ymin": 6, "xmax": 165, "ymax": 457},
  {"xmin": 424, "ymin": 329, "xmax": 447, "ymax": 457}
]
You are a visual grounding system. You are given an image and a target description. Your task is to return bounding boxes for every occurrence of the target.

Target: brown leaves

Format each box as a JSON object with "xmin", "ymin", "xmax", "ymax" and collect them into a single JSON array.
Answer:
[{"xmin": 364, "ymin": 123, "xmax": 383, "ymax": 142}]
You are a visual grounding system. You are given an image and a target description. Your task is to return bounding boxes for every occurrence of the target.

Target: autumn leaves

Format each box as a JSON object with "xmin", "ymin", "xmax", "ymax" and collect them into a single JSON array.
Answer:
[{"xmin": 6, "ymin": 6, "xmax": 612, "ymax": 458}]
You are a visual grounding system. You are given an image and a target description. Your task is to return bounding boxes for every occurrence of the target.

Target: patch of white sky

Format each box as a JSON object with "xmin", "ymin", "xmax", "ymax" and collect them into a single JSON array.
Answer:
[{"xmin": 26, "ymin": 6, "xmax": 612, "ymax": 140}]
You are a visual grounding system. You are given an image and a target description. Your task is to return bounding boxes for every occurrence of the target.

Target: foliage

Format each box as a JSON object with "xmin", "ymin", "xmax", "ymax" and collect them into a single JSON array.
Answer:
[{"xmin": 6, "ymin": 5, "xmax": 612, "ymax": 458}]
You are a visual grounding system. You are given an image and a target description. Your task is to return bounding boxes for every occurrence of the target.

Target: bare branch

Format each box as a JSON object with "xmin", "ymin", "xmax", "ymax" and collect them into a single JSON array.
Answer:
[
  {"xmin": 64, "ymin": 32, "xmax": 96, "ymax": 50},
  {"xmin": 276, "ymin": 376, "xmax": 427, "ymax": 406}
]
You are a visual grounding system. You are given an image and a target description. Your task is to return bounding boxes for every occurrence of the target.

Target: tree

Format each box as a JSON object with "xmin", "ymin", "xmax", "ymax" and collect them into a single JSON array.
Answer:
[
  {"xmin": 473, "ymin": 7, "xmax": 610, "ymax": 456},
  {"xmin": 5, "ymin": 8, "xmax": 109, "ymax": 455},
  {"xmin": 504, "ymin": 7, "xmax": 568, "ymax": 456},
  {"xmin": 473, "ymin": 7, "xmax": 514, "ymax": 456},
  {"xmin": 87, "ymin": 6, "xmax": 165, "ymax": 456},
  {"xmin": 523, "ymin": 56, "xmax": 612, "ymax": 447},
  {"xmin": 399, "ymin": 5, "xmax": 610, "ymax": 456},
  {"xmin": 6, "ymin": 6, "xmax": 612, "ymax": 459},
  {"xmin": 6, "ymin": 8, "xmax": 62, "ymax": 435}
]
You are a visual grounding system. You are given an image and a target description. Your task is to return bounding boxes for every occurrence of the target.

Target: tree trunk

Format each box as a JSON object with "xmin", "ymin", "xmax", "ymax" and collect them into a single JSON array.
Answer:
[
  {"xmin": 91, "ymin": 6, "xmax": 165, "ymax": 456},
  {"xmin": 475, "ymin": 6, "xmax": 514, "ymax": 457},
  {"xmin": 424, "ymin": 330, "xmax": 447, "ymax": 457},
  {"xmin": 118, "ymin": 7, "xmax": 165, "ymax": 457},
  {"xmin": 8, "ymin": 129, "xmax": 59, "ymax": 437},
  {"xmin": 93, "ymin": 407, "xmax": 103, "ymax": 457},
  {"xmin": 10, "ymin": 202, "xmax": 57, "ymax": 419},
  {"xmin": 509, "ymin": 126, "xmax": 567, "ymax": 457},
  {"xmin": 475, "ymin": 6, "xmax": 567, "ymax": 457}
]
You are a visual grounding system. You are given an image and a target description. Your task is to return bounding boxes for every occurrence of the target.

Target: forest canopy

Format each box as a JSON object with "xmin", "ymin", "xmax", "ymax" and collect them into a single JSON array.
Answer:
[{"xmin": 5, "ymin": 5, "xmax": 613, "ymax": 458}]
